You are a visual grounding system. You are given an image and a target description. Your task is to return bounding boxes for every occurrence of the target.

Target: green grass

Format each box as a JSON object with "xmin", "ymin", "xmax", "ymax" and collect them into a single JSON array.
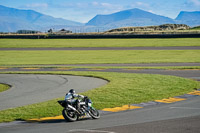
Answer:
[
  {"xmin": 0, "ymin": 38, "xmax": 200, "ymax": 48},
  {"xmin": 0, "ymin": 83, "xmax": 10, "ymax": 93},
  {"xmin": 190, "ymin": 26, "xmax": 200, "ymax": 30},
  {"xmin": 0, "ymin": 71, "xmax": 199, "ymax": 122},
  {"xmin": 0, "ymin": 50, "xmax": 200, "ymax": 65}
]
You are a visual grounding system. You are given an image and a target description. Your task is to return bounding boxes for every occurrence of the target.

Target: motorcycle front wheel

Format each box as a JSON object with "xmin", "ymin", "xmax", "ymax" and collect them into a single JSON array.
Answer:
[
  {"xmin": 89, "ymin": 108, "xmax": 100, "ymax": 119},
  {"xmin": 62, "ymin": 109, "xmax": 78, "ymax": 122}
]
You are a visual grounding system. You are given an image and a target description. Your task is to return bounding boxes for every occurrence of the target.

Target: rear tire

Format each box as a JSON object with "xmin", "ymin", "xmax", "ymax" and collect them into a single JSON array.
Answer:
[
  {"xmin": 62, "ymin": 109, "xmax": 78, "ymax": 122},
  {"xmin": 89, "ymin": 108, "xmax": 100, "ymax": 119}
]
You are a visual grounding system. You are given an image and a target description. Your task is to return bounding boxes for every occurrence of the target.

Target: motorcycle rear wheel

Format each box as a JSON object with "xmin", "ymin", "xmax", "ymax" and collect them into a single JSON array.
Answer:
[{"xmin": 62, "ymin": 109, "xmax": 78, "ymax": 122}]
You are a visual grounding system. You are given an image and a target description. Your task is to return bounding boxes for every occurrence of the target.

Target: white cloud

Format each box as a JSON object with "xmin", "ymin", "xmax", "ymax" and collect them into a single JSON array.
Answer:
[
  {"xmin": 92, "ymin": 2, "xmax": 99, "ymax": 6},
  {"xmin": 101, "ymin": 3, "xmax": 112, "ymax": 8},
  {"xmin": 91, "ymin": 2, "xmax": 121, "ymax": 9},
  {"xmin": 128, "ymin": 1, "xmax": 150, "ymax": 10},
  {"xmin": 136, "ymin": 2, "xmax": 144, "ymax": 6},
  {"xmin": 136, "ymin": 2, "xmax": 149, "ymax": 7},
  {"xmin": 189, "ymin": 0, "xmax": 200, "ymax": 6},
  {"xmin": 87, "ymin": 2, "xmax": 123, "ymax": 14},
  {"xmin": 25, "ymin": 3, "xmax": 48, "ymax": 9}
]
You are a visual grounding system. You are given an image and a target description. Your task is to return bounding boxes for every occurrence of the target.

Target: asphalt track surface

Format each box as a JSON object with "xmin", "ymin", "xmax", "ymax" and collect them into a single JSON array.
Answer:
[
  {"xmin": 5, "ymin": 62, "xmax": 200, "ymax": 67},
  {"xmin": 0, "ymin": 74, "xmax": 108, "ymax": 111},
  {"xmin": 0, "ymin": 46, "xmax": 200, "ymax": 133}
]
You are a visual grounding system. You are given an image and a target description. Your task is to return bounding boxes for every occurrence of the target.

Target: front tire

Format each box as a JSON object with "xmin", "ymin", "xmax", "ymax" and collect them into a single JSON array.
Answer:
[
  {"xmin": 62, "ymin": 109, "xmax": 78, "ymax": 122},
  {"xmin": 89, "ymin": 108, "xmax": 100, "ymax": 119}
]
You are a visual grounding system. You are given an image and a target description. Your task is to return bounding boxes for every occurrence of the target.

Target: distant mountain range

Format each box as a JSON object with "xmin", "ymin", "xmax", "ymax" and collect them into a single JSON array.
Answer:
[
  {"xmin": 86, "ymin": 8, "xmax": 175, "ymax": 27},
  {"xmin": 0, "ymin": 5, "xmax": 200, "ymax": 32},
  {"xmin": 0, "ymin": 5, "xmax": 83, "ymax": 32},
  {"xmin": 175, "ymin": 11, "xmax": 200, "ymax": 27},
  {"xmin": 86, "ymin": 8, "xmax": 200, "ymax": 29}
]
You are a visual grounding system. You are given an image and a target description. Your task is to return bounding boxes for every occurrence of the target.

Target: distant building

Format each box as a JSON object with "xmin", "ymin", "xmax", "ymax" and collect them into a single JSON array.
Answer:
[
  {"xmin": 48, "ymin": 29, "xmax": 53, "ymax": 33},
  {"xmin": 47, "ymin": 29, "xmax": 72, "ymax": 34},
  {"xmin": 58, "ymin": 29, "xmax": 72, "ymax": 34}
]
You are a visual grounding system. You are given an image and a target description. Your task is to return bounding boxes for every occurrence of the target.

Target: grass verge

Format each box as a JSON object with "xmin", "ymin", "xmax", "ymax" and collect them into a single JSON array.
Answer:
[
  {"xmin": 1, "ymin": 50, "xmax": 200, "ymax": 65},
  {"xmin": 0, "ymin": 83, "xmax": 10, "ymax": 93},
  {"xmin": 0, "ymin": 71, "xmax": 199, "ymax": 122},
  {"xmin": 0, "ymin": 38, "xmax": 200, "ymax": 48}
]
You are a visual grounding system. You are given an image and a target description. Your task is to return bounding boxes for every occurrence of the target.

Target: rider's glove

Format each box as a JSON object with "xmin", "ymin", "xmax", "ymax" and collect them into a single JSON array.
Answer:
[{"xmin": 84, "ymin": 96, "xmax": 88, "ymax": 100}]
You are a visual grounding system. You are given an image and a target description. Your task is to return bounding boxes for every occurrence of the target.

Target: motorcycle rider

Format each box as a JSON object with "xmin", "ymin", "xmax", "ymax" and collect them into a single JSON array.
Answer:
[{"xmin": 65, "ymin": 89, "xmax": 86, "ymax": 114}]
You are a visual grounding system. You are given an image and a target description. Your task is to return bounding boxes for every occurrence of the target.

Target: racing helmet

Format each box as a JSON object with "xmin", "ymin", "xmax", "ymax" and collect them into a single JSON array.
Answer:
[{"xmin": 69, "ymin": 89, "xmax": 75, "ymax": 94}]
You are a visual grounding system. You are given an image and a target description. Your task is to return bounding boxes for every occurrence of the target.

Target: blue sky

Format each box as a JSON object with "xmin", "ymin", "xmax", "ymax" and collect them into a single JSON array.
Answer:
[{"xmin": 0, "ymin": 0, "xmax": 200, "ymax": 23}]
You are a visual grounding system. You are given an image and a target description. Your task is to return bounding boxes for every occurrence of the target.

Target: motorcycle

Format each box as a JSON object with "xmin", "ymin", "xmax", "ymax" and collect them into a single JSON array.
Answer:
[{"xmin": 57, "ymin": 97, "xmax": 100, "ymax": 122}]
